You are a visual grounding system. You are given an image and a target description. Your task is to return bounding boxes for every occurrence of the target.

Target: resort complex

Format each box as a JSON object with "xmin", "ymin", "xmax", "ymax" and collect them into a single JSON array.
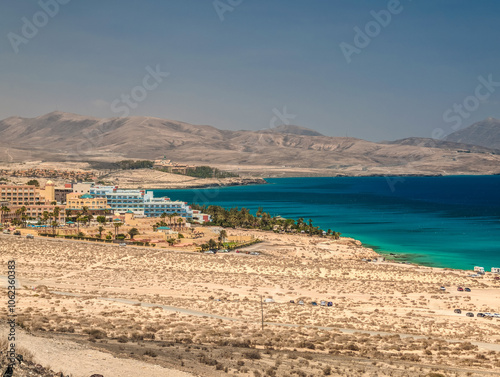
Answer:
[{"xmin": 0, "ymin": 181, "xmax": 194, "ymax": 223}]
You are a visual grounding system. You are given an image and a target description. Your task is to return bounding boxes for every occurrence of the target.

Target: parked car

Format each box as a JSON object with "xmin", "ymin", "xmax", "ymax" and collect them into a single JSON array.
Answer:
[
  {"xmin": 494, "ymin": 276, "xmax": 500, "ymax": 280},
  {"xmin": 439, "ymin": 286, "xmax": 446, "ymax": 291},
  {"xmin": 466, "ymin": 312, "xmax": 474, "ymax": 317},
  {"xmin": 327, "ymin": 302, "xmax": 333, "ymax": 307},
  {"xmin": 457, "ymin": 287, "xmax": 464, "ymax": 291},
  {"xmin": 119, "ymin": 243, "xmax": 127, "ymax": 247},
  {"xmin": 2, "ymin": 230, "xmax": 10, "ymax": 234},
  {"xmin": 250, "ymin": 252, "xmax": 260, "ymax": 255},
  {"xmin": 26, "ymin": 234, "xmax": 34, "ymax": 239},
  {"xmin": 311, "ymin": 302, "xmax": 318, "ymax": 306},
  {"xmin": 464, "ymin": 287, "xmax": 471, "ymax": 292},
  {"xmin": 289, "ymin": 300, "xmax": 295, "ymax": 304},
  {"xmin": 235, "ymin": 250, "xmax": 241, "ymax": 253},
  {"xmin": 320, "ymin": 300, "xmax": 327, "ymax": 306},
  {"xmin": 454, "ymin": 309, "xmax": 462, "ymax": 314},
  {"xmin": 298, "ymin": 300, "xmax": 304, "ymax": 305},
  {"xmin": 13, "ymin": 230, "xmax": 21, "ymax": 236},
  {"xmin": 477, "ymin": 313, "xmax": 485, "ymax": 317}
]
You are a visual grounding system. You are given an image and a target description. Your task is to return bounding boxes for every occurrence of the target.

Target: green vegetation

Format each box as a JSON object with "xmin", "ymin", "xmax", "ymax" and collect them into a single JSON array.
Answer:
[
  {"xmin": 26, "ymin": 179, "xmax": 40, "ymax": 187},
  {"xmin": 117, "ymin": 160, "xmax": 154, "ymax": 170},
  {"xmin": 89, "ymin": 160, "xmax": 154, "ymax": 170},
  {"xmin": 182, "ymin": 166, "xmax": 238, "ymax": 178},
  {"xmin": 128, "ymin": 227, "xmax": 140, "ymax": 239},
  {"xmin": 191, "ymin": 204, "xmax": 340, "ymax": 238}
]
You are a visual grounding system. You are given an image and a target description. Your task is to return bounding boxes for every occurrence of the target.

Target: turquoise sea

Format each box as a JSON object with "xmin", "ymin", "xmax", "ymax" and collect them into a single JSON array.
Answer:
[{"xmin": 154, "ymin": 176, "xmax": 500, "ymax": 271}]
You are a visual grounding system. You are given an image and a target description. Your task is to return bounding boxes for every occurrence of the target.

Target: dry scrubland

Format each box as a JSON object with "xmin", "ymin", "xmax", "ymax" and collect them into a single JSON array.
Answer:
[
  {"xmin": 1, "ymin": 232, "xmax": 500, "ymax": 376},
  {"xmin": 0, "ymin": 161, "xmax": 264, "ymax": 189}
]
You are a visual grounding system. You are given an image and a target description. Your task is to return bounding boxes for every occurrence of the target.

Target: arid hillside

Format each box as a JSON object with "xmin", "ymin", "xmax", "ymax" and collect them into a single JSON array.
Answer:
[{"xmin": 1, "ymin": 111, "xmax": 500, "ymax": 176}]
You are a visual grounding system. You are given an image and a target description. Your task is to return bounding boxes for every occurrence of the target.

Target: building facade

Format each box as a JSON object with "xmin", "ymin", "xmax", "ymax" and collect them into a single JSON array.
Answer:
[
  {"xmin": 89, "ymin": 186, "xmax": 193, "ymax": 219},
  {"xmin": 90, "ymin": 186, "xmax": 148, "ymax": 212},
  {"xmin": 0, "ymin": 185, "xmax": 41, "ymax": 205},
  {"xmin": 143, "ymin": 196, "xmax": 193, "ymax": 219},
  {"xmin": 72, "ymin": 182, "xmax": 94, "ymax": 194},
  {"xmin": 6, "ymin": 204, "xmax": 66, "ymax": 223},
  {"xmin": 66, "ymin": 193, "xmax": 111, "ymax": 215}
]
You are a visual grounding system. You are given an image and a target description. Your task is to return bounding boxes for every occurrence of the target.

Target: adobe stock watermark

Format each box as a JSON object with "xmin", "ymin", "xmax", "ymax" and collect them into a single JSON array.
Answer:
[
  {"xmin": 269, "ymin": 106, "xmax": 296, "ymax": 129},
  {"xmin": 110, "ymin": 65, "xmax": 170, "ymax": 117},
  {"xmin": 7, "ymin": 0, "xmax": 71, "ymax": 54},
  {"xmin": 213, "ymin": 0, "xmax": 243, "ymax": 21},
  {"xmin": 433, "ymin": 74, "xmax": 500, "ymax": 140},
  {"xmin": 386, "ymin": 73, "xmax": 499, "ymax": 192},
  {"xmin": 340, "ymin": 0, "xmax": 409, "ymax": 64}
]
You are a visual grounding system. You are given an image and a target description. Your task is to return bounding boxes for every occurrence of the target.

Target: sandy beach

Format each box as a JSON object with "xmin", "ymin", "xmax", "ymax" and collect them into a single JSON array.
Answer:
[{"xmin": 1, "ymin": 230, "xmax": 499, "ymax": 376}]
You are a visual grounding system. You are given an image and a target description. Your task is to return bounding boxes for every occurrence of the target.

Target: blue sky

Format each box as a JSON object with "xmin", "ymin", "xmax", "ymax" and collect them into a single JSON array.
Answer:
[{"xmin": 1, "ymin": 0, "xmax": 500, "ymax": 141}]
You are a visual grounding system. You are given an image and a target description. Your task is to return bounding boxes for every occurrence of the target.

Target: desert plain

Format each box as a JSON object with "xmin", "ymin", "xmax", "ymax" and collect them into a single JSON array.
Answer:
[{"xmin": 1, "ymin": 230, "xmax": 500, "ymax": 377}]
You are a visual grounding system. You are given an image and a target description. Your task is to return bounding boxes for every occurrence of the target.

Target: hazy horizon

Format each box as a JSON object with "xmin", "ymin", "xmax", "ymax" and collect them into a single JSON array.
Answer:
[{"xmin": 2, "ymin": 0, "xmax": 500, "ymax": 142}]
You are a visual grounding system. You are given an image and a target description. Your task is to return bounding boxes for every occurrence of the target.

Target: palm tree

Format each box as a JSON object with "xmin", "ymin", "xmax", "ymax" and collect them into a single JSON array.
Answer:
[
  {"xmin": 218, "ymin": 229, "xmax": 228, "ymax": 244},
  {"xmin": 168, "ymin": 213, "xmax": 175, "ymax": 226},
  {"xmin": 51, "ymin": 220, "xmax": 58, "ymax": 235},
  {"xmin": 86, "ymin": 214, "xmax": 94, "ymax": 226},
  {"xmin": 42, "ymin": 211, "xmax": 50, "ymax": 226},
  {"xmin": 53, "ymin": 206, "xmax": 61, "ymax": 220},
  {"xmin": 113, "ymin": 222, "xmax": 123, "ymax": 239},
  {"xmin": 76, "ymin": 214, "xmax": 86, "ymax": 233},
  {"xmin": 16, "ymin": 206, "xmax": 27, "ymax": 227},
  {"xmin": 1, "ymin": 205, "xmax": 10, "ymax": 224},
  {"xmin": 97, "ymin": 226, "xmax": 104, "ymax": 239},
  {"xmin": 177, "ymin": 217, "xmax": 184, "ymax": 228},
  {"xmin": 207, "ymin": 238, "xmax": 218, "ymax": 250}
]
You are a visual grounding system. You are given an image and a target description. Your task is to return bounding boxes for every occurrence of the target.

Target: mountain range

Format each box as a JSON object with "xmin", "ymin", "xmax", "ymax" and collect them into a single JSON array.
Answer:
[{"xmin": 0, "ymin": 112, "xmax": 499, "ymax": 176}]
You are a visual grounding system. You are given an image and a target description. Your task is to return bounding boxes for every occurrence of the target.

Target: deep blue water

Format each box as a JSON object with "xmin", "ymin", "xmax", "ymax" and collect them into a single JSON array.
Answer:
[{"xmin": 154, "ymin": 176, "xmax": 500, "ymax": 271}]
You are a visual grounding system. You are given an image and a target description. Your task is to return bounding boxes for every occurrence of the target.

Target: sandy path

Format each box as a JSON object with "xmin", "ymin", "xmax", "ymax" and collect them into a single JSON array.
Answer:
[{"xmin": 1, "ymin": 325, "xmax": 195, "ymax": 377}]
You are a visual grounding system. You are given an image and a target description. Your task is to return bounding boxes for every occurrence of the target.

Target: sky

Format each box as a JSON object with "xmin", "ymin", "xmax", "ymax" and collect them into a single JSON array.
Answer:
[{"xmin": 1, "ymin": 0, "xmax": 500, "ymax": 142}]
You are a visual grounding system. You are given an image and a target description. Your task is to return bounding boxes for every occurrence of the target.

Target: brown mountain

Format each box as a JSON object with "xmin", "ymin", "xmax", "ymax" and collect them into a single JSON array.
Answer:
[
  {"xmin": 1, "ymin": 111, "xmax": 500, "ymax": 176},
  {"xmin": 444, "ymin": 117, "xmax": 500, "ymax": 149},
  {"xmin": 384, "ymin": 137, "xmax": 500, "ymax": 154}
]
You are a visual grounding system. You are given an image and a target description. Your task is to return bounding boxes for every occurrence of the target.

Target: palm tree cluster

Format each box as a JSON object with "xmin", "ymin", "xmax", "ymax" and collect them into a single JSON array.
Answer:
[
  {"xmin": 1, "ymin": 205, "xmax": 63, "ymax": 233},
  {"xmin": 152, "ymin": 212, "xmax": 185, "ymax": 231},
  {"xmin": 190, "ymin": 204, "xmax": 340, "ymax": 238}
]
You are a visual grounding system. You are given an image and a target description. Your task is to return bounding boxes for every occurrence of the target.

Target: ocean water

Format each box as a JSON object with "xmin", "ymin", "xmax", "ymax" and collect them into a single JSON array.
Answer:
[{"xmin": 154, "ymin": 176, "xmax": 500, "ymax": 271}]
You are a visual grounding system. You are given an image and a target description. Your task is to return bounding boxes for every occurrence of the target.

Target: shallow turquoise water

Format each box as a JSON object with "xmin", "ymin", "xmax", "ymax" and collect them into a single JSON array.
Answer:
[{"xmin": 154, "ymin": 176, "xmax": 500, "ymax": 271}]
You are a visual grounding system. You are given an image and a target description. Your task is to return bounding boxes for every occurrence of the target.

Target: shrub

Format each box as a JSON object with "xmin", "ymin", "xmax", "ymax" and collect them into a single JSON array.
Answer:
[
  {"xmin": 244, "ymin": 350, "xmax": 262, "ymax": 360},
  {"xmin": 144, "ymin": 349, "xmax": 157, "ymax": 357}
]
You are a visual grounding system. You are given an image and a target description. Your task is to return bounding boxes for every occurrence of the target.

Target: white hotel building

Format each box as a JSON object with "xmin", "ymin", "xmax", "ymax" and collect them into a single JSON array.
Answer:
[{"xmin": 89, "ymin": 186, "xmax": 193, "ymax": 219}]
